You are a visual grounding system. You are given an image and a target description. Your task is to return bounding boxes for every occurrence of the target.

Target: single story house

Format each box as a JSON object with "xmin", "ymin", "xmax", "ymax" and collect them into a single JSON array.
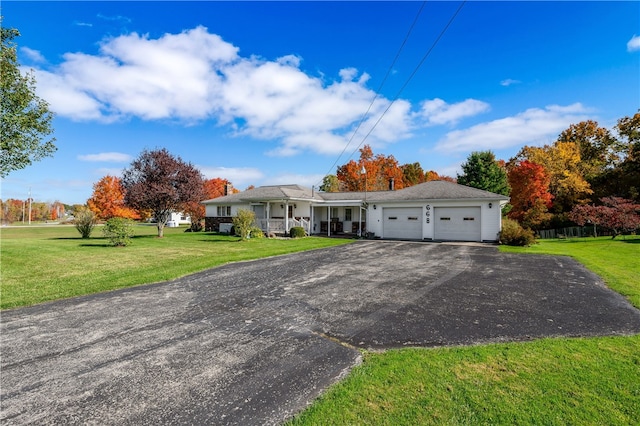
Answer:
[{"xmin": 202, "ymin": 180, "xmax": 509, "ymax": 242}]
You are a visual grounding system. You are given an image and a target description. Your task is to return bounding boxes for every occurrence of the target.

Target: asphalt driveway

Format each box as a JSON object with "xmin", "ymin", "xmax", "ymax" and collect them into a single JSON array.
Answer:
[{"xmin": 2, "ymin": 241, "xmax": 640, "ymax": 425}]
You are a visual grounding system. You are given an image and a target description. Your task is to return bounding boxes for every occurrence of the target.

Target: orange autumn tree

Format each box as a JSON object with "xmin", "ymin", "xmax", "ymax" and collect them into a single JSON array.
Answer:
[
  {"xmin": 425, "ymin": 170, "xmax": 457, "ymax": 183},
  {"xmin": 507, "ymin": 160, "xmax": 553, "ymax": 229},
  {"xmin": 336, "ymin": 145, "xmax": 405, "ymax": 192},
  {"xmin": 87, "ymin": 175, "xmax": 140, "ymax": 220}
]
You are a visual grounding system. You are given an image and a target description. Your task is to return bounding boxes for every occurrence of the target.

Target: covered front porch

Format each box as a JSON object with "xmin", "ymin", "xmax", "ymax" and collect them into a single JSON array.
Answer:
[
  {"xmin": 250, "ymin": 201, "xmax": 367, "ymax": 237},
  {"xmin": 310, "ymin": 203, "xmax": 367, "ymax": 237},
  {"xmin": 250, "ymin": 201, "xmax": 313, "ymax": 235}
]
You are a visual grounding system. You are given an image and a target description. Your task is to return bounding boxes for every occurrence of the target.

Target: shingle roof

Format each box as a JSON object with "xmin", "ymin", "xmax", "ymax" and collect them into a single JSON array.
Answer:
[
  {"xmin": 202, "ymin": 184, "xmax": 324, "ymax": 204},
  {"xmin": 202, "ymin": 181, "xmax": 509, "ymax": 204},
  {"xmin": 368, "ymin": 180, "xmax": 510, "ymax": 201}
]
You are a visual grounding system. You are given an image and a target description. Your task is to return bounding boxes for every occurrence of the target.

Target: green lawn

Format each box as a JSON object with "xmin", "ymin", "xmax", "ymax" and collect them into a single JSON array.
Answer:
[
  {"xmin": 291, "ymin": 335, "xmax": 640, "ymax": 425},
  {"xmin": 290, "ymin": 236, "xmax": 640, "ymax": 425},
  {"xmin": 0, "ymin": 224, "xmax": 352, "ymax": 310},
  {"xmin": 3, "ymin": 228, "xmax": 639, "ymax": 424}
]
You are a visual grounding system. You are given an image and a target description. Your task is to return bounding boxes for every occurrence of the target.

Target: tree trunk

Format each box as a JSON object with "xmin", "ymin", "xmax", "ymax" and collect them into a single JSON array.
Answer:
[{"xmin": 157, "ymin": 222, "xmax": 165, "ymax": 238}]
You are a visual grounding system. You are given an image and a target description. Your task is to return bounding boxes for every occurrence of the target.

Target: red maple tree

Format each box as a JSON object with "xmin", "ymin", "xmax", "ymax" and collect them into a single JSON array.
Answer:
[{"xmin": 507, "ymin": 160, "xmax": 553, "ymax": 228}]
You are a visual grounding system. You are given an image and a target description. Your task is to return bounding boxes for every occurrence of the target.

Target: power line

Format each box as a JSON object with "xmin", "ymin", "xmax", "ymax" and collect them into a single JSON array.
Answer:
[
  {"xmin": 316, "ymin": 1, "xmax": 427, "ymax": 187},
  {"xmin": 318, "ymin": 0, "xmax": 467, "ymax": 187}
]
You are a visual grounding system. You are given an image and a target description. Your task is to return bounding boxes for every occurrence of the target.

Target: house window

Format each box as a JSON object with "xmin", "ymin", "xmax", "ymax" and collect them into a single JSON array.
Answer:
[
  {"xmin": 345, "ymin": 208, "xmax": 352, "ymax": 221},
  {"xmin": 217, "ymin": 206, "xmax": 232, "ymax": 217},
  {"xmin": 180, "ymin": 215, "xmax": 188, "ymax": 221},
  {"xmin": 331, "ymin": 208, "xmax": 339, "ymax": 220}
]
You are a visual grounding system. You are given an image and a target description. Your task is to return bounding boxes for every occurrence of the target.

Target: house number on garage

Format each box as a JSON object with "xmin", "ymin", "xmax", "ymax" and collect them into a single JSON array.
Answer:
[{"xmin": 425, "ymin": 205, "xmax": 430, "ymax": 223}]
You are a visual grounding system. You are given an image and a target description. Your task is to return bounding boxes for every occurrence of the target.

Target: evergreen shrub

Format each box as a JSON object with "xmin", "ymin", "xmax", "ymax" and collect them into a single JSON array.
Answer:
[{"xmin": 290, "ymin": 226, "xmax": 306, "ymax": 238}]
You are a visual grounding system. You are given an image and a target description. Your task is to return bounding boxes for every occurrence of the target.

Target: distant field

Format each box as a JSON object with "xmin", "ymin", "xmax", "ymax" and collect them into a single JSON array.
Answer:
[{"xmin": 0, "ymin": 224, "xmax": 352, "ymax": 309}]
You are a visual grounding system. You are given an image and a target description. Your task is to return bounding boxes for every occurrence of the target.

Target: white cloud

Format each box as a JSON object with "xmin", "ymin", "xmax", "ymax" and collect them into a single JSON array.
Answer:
[
  {"xmin": 197, "ymin": 166, "xmax": 264, "ymax": 187},
  {"xmin": 435, "ymin": 103, "xmax": 591, "ymax": 153},
  {"xmin": 500, "ymin": 78, "xmax": 521, "ymax": 87},
  {"xmin": 627, "ymin": 35, "xmax": 640, "ymax": 52},
  {"xmin": 78, "ymin": 152, "xmax": 132, "ymax": 162},
  {"xmin": 419, "ymin": 98, "xmax": 490, "ymax": 126},
  {"xmin": 28, "ymin": 26, "xmax": 528, "ymax": 158},
  {"xmin": 20, "ymin": 47, "xmax": 46, "ymax": 63}
]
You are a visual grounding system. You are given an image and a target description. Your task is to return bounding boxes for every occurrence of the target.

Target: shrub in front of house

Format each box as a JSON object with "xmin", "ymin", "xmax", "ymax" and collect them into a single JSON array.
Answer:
[
  {"xmin": 290, "ymin": 226, "xmax": 306, "ymax": 238},
  {"xmin": 102, "ymin": 217, "xmax": 135, "ymax": 246},
  {"xmin": 233, "ymin": 209, "xmax": 256, "ymax": 241},
  {"xmin": 499, "ymin": 218, "xmax": 536, "ymax": 246},
  {"xmin": 186, "ymin": 220, "xmax": 203, "ymax": 232},
  {"xmin": 250, "ymin": 227, "xmax": 264, "ymax": 238}
]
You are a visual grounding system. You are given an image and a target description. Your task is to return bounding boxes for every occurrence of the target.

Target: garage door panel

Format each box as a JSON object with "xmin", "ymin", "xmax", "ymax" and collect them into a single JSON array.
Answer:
[
  {"xmin": 383, "ymin": 208, "xmax": 422, "ymax": 239},
  {"xmin": 434, "ymin": 207, "xmax": 481, "ymax": 241}
]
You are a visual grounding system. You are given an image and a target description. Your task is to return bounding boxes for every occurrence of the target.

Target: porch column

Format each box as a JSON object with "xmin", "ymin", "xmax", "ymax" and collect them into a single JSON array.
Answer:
[
  {"xmin": 358, "ymin": 205, "xmax": 362, "ymax": 237},
  {"xmin": 285, "ymin": 201, "xmax": 289, "ymax": 233},
  {"xmin": 266, "ymin": 202, "xmax": 270, "ymax": 234},
  {"xmin": 310, "ymin": 205, "xmax": 314, "ymax": 235},
  {"xmin": 327, "ymin": 206, "xmax": 330, "ymax": 236}
]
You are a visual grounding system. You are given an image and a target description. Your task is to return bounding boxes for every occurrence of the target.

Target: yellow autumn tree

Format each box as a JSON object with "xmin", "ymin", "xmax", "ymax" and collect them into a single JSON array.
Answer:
[{"xmin": 513, "ymin": 141, "xmax": 592, "ymax": 213}]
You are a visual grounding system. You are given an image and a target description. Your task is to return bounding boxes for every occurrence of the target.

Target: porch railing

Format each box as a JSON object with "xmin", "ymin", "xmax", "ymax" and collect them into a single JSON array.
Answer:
[{"xmin": 256, "ymin": 218, "xmax": 311, "ymax": 235}]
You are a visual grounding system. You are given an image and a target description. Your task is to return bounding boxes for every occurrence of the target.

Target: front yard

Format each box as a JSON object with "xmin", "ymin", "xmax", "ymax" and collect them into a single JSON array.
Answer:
[{"xmin": 0, "ymin": 225, "xmax": 351, "ymax": 310}]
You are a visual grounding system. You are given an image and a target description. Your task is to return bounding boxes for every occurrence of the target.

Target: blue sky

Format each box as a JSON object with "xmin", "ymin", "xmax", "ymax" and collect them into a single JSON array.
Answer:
[{"xmin": 2, "ymin": 1, "xmax": 639, "ymax": 205}]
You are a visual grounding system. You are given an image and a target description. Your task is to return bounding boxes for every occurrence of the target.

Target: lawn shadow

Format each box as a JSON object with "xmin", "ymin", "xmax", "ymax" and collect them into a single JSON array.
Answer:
[
  {"xmin": 78, "ymin": 242, "xmax": 111, "ymax": 248},
  {"xmin": 620, "ymin": 238, "xmax": 640, "ymax": 244}
]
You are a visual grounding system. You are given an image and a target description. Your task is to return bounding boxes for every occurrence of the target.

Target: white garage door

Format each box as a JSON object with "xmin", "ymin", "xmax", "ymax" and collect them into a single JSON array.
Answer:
[
  {"xmin": 383, "ymin": 207, "xmax": 422, "ymax": 239},
  {"xmin": 434, "ymin": 207, "xmax": 481, "ymax": 241}
]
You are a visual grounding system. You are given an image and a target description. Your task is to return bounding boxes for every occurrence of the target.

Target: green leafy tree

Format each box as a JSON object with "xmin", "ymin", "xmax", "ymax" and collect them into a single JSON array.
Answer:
[
  {"xmin": 319, "ymin": 175, "xmax": 340, "ymax": 192},
  {"xmin": 591, "ymin": 112, "xmax": 640, "ymax": 202},
  {"xmin": 401, "ymin": 162, "xmax": 426, "ymax": 187},
  {"xmin": 102, "ymin": 217, "xmax": 135, "ymax": 246},
  {"xmin": 1, "ymin": 23, "xmax": 56, "ymax": 177},
  {"xmin": 457, "ymin": 151, "xmax": 510, "ymax": 196}
]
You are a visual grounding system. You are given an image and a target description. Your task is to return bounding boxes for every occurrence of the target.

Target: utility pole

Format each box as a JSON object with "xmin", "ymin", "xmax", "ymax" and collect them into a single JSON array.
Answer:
[{"xmin": 28, "ymin": 187, "xmax": 32, "ymax": 225}]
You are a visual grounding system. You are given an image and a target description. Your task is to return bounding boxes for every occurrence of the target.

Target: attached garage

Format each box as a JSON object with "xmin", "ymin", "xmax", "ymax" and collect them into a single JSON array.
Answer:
[
  {"xmin": 434, "ymin": 207, "xmax": 481, "ymax": 241},
  {"xmin": 382, "ymin": 207, "xmax": 422, "ymax": 239}
]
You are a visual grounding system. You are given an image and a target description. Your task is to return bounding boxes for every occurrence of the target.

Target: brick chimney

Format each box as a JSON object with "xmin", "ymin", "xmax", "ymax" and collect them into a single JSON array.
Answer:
[
  {"xmin": 224, "ymin": 184, "xmax": 233, "ymax": 195},
  {"xmin": 389, "ymin": 178, "xmax": 395, "ymax": 191}
]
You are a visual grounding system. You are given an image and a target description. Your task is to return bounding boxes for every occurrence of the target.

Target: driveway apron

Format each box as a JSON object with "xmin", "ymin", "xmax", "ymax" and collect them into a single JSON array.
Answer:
[{"xmin": 2, "ymin": 241, "xmax": 640, "ymax": 425}]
